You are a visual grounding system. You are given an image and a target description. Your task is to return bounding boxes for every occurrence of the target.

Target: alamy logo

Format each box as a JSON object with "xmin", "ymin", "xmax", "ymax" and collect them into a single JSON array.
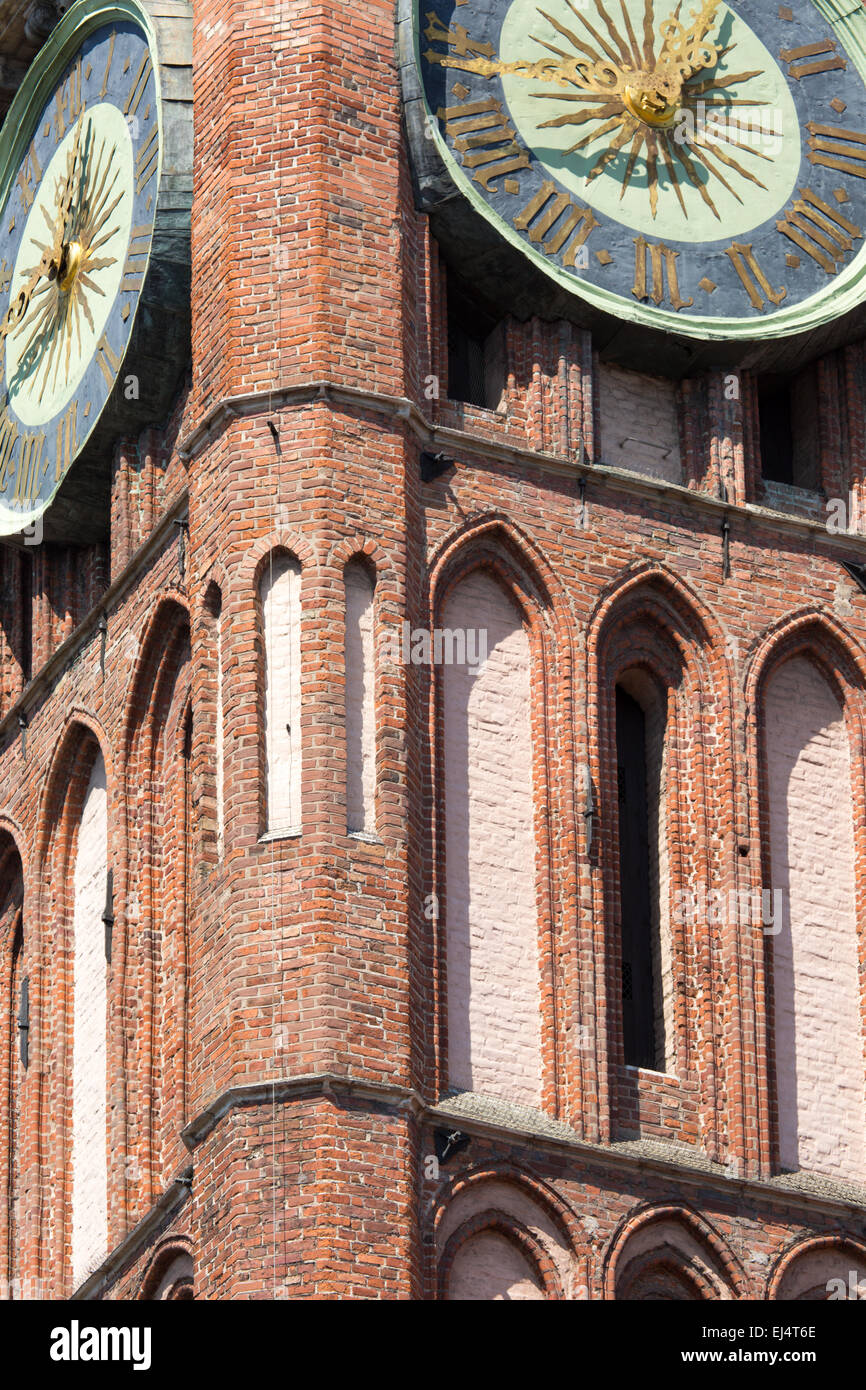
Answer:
[
  {"xmin": 827, "ymin": 1271, "xmax": 866, "ymax": 1300},
  {"xmin": 673, "ymin": 886, "xmax": 783, "ymax": 934},
  {"xmin": 379, "ymin": 622, "xmax": 488, "ymax": 673},
  {"xmin": 673, "ymin": 102, "xmax": 783, "ymax": 158},
  {"xmin": 50, "ymin": 1321, "xmax": 152, "ymax": 1372}
]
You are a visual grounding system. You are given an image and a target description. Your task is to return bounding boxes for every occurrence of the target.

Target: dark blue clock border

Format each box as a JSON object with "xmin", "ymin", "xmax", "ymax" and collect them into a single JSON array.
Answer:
[
  {"xmin": 419, "ymin": 0, "xmax": 866, "ymax": 324},
  {"xmin": 0, "ymin": 18, "xmax": 158, "ymax": 524}
]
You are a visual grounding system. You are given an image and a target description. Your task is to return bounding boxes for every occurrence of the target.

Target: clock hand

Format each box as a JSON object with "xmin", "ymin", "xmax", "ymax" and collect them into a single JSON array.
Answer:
[
  {"xmin": 1, "ymin": 115, "xmax": 90, "ymax": 358},
  {"xmin": 57, "ymin": 109, "xmax": 86, "ymax": 232},
  {"xmin": 424, "ymin": 48, "xmax": 628, "ymax": 99},
  {"xmin": 657, "ymin": 0, "xmax": 724, "ymax": 83},
  {"xmin": 0, "ymin": 249, "xmax": 56, "ymax": 345},
  {"xmin": 427, "ymin": 3, "xmax": 726, "ymax": 129},
  {"xmin": 621, "ymin": 2, "xmax": 724, "ymax": 126}
]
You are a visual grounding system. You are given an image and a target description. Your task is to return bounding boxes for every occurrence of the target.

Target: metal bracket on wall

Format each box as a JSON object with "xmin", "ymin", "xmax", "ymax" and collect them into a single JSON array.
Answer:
[
  {"xmin": 434, "ymin": 1128, "xmax": 470, "ymax": 1166},
  {"xmin": 582, "ymin": 763, "xmax": 596, "ymax": 857},
  {"xmin": 421, "ymin": 451, "xmax": 455, "ymax": 483},
  {"xmin": 102, "ymin": 869, "xmax": 115, "ymax": 965},
  {"xmin": 17, "ymin": 975, "xmax": 29, "ymax": 1068},
  {"xmin": 174, "ymin": 518, "xmax": 189, "ymax": 580},
  {"xmin": 97, "ymin": 611, "xmax": 108, "ymax": 678},
  {"xmin": 842, "ymin": 560, "xmax": 866, "ymax": 595}
]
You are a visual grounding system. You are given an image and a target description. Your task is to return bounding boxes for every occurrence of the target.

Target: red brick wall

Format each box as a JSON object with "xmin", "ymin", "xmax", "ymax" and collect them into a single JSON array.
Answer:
[{"xmin": 0, "ymin": 0, "xmax": 863, "ymax": 1299}]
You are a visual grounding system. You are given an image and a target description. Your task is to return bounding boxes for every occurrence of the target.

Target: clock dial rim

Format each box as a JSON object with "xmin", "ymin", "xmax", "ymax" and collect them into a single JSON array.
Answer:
[{"xmin": 412, "ymin": 0, "xmax": 866, "ymax": 343}]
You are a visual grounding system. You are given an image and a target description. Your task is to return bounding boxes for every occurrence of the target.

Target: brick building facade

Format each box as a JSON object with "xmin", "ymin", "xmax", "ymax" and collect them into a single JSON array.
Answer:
[{"xmin": 0, "ymin": 0, "xmax": 865, "ymax": 1300}]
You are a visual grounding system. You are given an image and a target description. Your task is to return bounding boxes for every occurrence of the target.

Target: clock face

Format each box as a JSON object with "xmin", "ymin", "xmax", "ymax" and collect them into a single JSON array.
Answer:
[
  {"xmin": 414, "ymin": 0, "xmax": 866, "ymax": 340},
  {"xmin": 0, "ymin": 13, "xmax": 160, "ymax": 535}
]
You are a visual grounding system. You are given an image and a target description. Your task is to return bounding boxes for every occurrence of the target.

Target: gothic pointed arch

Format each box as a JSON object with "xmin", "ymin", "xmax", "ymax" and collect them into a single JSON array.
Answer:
[
  {"xmin": 35, "ymin": 718, "xmax": 112, "ymax": 1292},
  {"xmin": 769, "ymin": 1235, "xmax": 866, "ymax": 1301},
  {"xmin": 426, "ymin": 513, "xmax": 568, "ymax": 628},
  {"xmin": 432, "ymin": 1164, "xmax": 581, "ymax": 1300},
  {"xmin": 138, "ymin": 1235, "xmax": 195, "ymax": 1300},
  {"xmin": 424, "ymin": 515, "xmax": 575, "ymax": 1117},
  {"xmin": 123, "ymin": 597, "xmax": 192, "ymax": 1210},
  {"xmin": 584, "ymin": 565, "xmax": 733, "ymax": 1156},
  {"xmin": 587, "ymin": 561, "xmax": 728, "ymax": 662},
  {"xmin": 604, "ymin": 1203, "xmax": 748, "ymax": 1301},
  {"xmin": 0, "ymin": 830, "xmax": 25, "ymax": 1298},
  {"xmin": 745, "ymin": 607, "xmax": 866, "ymax": 715},
  {"xmin": 746, "ymin": 610, "xmax": 866, "ymax": 1183}
]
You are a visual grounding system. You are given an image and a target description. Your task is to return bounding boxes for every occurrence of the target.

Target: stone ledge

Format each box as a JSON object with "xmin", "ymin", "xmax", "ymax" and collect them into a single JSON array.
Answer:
[{"xmin": 178, "ymin": 1074, "xmax": 866, "ymax": 1220}]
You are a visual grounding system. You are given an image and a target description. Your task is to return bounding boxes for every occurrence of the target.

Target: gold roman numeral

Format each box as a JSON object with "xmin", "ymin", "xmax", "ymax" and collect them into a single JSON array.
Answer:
[
  {"xmin": 16, "ymin": 141, "xmax": 42, "ymax": 210},
  {"xmin": 55, "ymin": 401, "xmax": 78, "ymax": 481},
  {"xmin": 514, "ymin": 180, "xmax": 598, "ymax": 266},
  {"xmin": 423, "ymin": 11, "xmax": 495, "ymax": 61},
  {"xmin": 54, "ymin": 55, "xmax": 83, "ymax": 139},
  {"xmin": 121, "ymin": 224, "xmax": 153, "ymax": 293},
  {"xmin": 725, "ymin": 243, "xmax": 787, "ymax": 311},
  {"xmin": 99, "ymin": 30, "xmax": 116, "ymax": 100},
  {"xmin": 780, "ymin": 39, "xmax": 846, "ymax": 80},
  {"xmin": 436, "ymin": 98, "xmax": 530, "ymax": 193},
  {"xmin": 13, "ymin": 433, "xmax": 45, "ymax": 505},
  {"xmin": 124, "ymin": 54, "xmax": 153, "ymax": 119},
  {"xmin": 95, "ymin": 334, "xmax": 122, "ymax": 389},
  {"xmin": 135, "ymin": 126, "xmax": 159, "ymax": 193},
  {"xmin": 807, "ymin": 124, "xmax": 866, "ymax": 179},
  {"xmin": 0, "ymin": 411, "xmax": 19, "ymax": 492},
  {"xmin": 632, "ymin": 237, "xmax": 693, "ymax": 311},
  {"xmin": 776, "ymin": 186, "xmax": 863, "ymax": 275}
]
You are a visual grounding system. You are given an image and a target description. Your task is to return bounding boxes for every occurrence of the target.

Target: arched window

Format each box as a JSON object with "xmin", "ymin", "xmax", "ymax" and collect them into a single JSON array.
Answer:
[
  {"xmin": 615, "ymin": 672, "xmax": 672, "ymax": 1073},
  {"xmin": 593, "ymin": 576, "xmax": 723, "ymax": 1139},
  {"xmin": 763, "ymin": 655, "xmax": 863, "ymax": 1181},
  {"xmin": 607, "ymin": 1209, "xmax": 743, "ymax": 1301},
  {"xmin": 442, "ymin": 568, "xmax": 541, "ymax": 1107},
  {"xmin": 1, "ymin": 839, "xmax": 24, "ymax": 1298},
  {"xmin": 771, "ymin": 1238, "xmax": 866, "ymax": 1301},
  {"xmin": 141, "ymin": 1247, "xmax": 195, "ymax": 1300},
  {"xmin": 344, "ymin": 559, "xmax": 376, "ymax": 835},
  {"xmin": 125, "ymin": 601, "xmax": 192, "ymax": 1201},
  {"xmin": 446, "ymin": 1230, "xmax": 544, "ymax": 1300},
  {"xmin": 8, "ymin": 924, "xmax": 25, "ymax": 1295},
  {"xmin": 181, "ymin": 707, "xmax": 193, "ymax": 1115},
  {"xmin": 260, "ymin": 553, "xmax": 301, "ymax": 834},
  {"xmin": 205, "ymin": 585, "xmax": 225, "ymax": 859},
  {"xmin": 71, "ymin": 750, "xmax": 109, "ymax": 1288}
]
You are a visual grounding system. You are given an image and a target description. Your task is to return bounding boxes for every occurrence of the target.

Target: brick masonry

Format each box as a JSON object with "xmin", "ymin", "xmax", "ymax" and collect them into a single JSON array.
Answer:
[{"xmin": 0, "ymin": 0, "xmax": 863, "ymax": 1299}]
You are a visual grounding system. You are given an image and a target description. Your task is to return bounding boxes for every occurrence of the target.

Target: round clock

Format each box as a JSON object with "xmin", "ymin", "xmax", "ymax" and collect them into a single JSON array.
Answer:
[
  {"xmin": 0, "ymin": 0, "xmax": 187, "ymax": 539},
  {"xmin": 411, "ymin": 0, "xmax": 866, "ymax": 343}
]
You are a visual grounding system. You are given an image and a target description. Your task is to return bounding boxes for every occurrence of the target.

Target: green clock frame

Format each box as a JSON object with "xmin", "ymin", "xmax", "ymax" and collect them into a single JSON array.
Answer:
[{"xmin": 408, "ymin": 0, "xmax": 866, "ymax": 345}]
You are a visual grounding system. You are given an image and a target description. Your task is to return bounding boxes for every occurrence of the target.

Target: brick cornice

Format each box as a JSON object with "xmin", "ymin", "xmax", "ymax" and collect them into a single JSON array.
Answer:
[
  {"xmin": 177, "ymin": 379, "xmax": 866, "ymax": 554},
  {"xmin": 6, "ymin": 383, "xmax": 866, "ymax": 767},
  {"xmin": 179, "ymin": 1072, "xmax": 866, "ymax": 1224}
]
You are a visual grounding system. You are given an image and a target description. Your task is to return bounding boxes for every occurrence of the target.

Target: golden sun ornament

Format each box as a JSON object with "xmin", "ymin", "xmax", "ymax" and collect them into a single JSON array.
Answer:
[
  {"xmin": 10, "ymin": 112, "xmax": 123, "ymax": 403},
  {"xmin": 425, "ymin": 0, "xmax": 773, "ymax": 221}
]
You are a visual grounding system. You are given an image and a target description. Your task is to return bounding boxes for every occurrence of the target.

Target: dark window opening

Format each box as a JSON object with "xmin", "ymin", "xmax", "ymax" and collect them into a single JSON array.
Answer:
[
  {"xmin": 446, "ymin": 274, "xmax": 505, "ymax": 409},
  {"xmin": 616, "ymin": 686, "xmax": 658, "ymax": 1070},
  {"xmin": 758, "ymin": 370, "xmax": 820, "ymax": 490}
]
